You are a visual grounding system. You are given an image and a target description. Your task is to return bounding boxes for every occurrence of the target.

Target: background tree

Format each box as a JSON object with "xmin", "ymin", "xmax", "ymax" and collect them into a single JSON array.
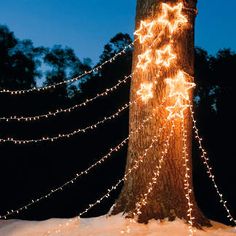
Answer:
[{"xmin": 0, "ymin": 25, "xmax": 41, "ymax": 90}]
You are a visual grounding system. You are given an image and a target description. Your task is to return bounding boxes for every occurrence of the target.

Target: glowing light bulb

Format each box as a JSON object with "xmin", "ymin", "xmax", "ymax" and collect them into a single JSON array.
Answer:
[
  {"xmin": 155, "ymin": 45, "xmax": 176, "ymax": 68},
  {"xmin": 166, "ymin": 98, "xmax": 189, "ymax": 120},
  {"xmin": 158, "ymin": 3, "xmax": 188, "ymax": 34},
  {"xmin": 137, "ymin": 49, "xmax": 152, "ymax": 71},
  {"xmin": 134, "ymin": 20, "xmax": 155, "ymax": 44},
  {"xmin": 137, "ymin": 82, "xmax": 154, "ymax": 102},
  {"xmin": 165, "ymin": 70, "xmax": 195, "ymax": 100}
]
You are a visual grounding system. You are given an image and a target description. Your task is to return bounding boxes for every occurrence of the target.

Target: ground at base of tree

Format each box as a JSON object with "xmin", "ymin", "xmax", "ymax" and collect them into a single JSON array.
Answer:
[{"xmin": 0, "ymin": 215, "xmax": 235, "ymax": 236}]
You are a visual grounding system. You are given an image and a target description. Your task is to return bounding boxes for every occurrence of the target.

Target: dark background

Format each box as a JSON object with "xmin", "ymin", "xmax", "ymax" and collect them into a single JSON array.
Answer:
[{"xmin": 0, "ymin": 24, "xmax": 235, "ymax": 225}]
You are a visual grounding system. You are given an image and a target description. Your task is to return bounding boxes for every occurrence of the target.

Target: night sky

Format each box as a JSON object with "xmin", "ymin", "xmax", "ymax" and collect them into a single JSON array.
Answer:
[{"xmin": 0, "ymin": 0, "xmax": 235, "ymax": 63}]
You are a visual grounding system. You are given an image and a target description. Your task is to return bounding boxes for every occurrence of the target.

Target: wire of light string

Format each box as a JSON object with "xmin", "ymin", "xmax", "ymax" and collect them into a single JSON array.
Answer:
[
  {"xmin": 0, "ymin": 41, "xmax": 134, "ymax": 95},
  {"xmin": 0, "ymin": 100, "xmax": 135, "ymax": 144},
  {"xmin": 0, "ymin": 105, "xmax": 161, "ymax": 219}
]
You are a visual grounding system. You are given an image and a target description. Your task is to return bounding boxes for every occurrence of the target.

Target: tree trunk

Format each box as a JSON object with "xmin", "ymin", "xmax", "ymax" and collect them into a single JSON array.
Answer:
[{"xmin": 111, "ymin": 0, "xmax": 211, "ymax": 228}]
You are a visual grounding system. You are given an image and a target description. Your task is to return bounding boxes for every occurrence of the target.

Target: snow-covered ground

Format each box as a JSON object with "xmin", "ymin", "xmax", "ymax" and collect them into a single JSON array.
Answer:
[{"xmin": 0, "ymin": 215, "xmax": 235, "ymax": 236}]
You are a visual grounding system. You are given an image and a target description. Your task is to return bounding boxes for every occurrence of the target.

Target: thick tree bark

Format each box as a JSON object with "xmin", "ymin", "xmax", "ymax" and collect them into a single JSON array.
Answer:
[{"xmin": 111, "ymin": 0, "xmax": 211, "ymax": 228}]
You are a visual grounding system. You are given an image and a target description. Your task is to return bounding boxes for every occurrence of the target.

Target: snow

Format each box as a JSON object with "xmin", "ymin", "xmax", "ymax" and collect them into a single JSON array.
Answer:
[{"xmin": 0, "ymin": 215, "xmax": 235, "ymax": 236}]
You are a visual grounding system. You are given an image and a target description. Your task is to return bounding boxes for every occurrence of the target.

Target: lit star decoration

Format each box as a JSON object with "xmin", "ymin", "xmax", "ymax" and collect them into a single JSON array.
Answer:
[
  {"xmin": 155, "ymin": 45, "xmax": 176, "ymax": 67},
  {"xmin": 158, "ymin": 3, "xmax": 188, "ymax": 34},
  {"xmin": 165, "ymin": 70, "xmax": 196, "ymax": 100},
  {"xmin": 134, "ymin": 20, "xmax": 155, "ymax": 44},
  {"xmin": 137, "ymin": 82, "xmax": 154, "ymax": 103},
  {"xmin": 137, "ymin": 49, "xmax": 152, "ymax": 71},
  {"xmin": 166, "ymin": 98, "xmax": 189, "ymax": 120}
]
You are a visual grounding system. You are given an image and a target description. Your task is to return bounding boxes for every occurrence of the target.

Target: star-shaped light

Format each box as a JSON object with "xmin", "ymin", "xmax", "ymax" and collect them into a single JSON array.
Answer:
[
  {"xmin": 137, "ymin": 82, "xmax": 153, "ymax": 103},
  {"xmin": 166, "ymin": 98, "xmax": 189, "ymax": 120},
  {"xmin": 155, "ymin": 45, "xmax": 176, "ymax": 67},
  {"xmin": 165, "ymin": 70, "xmax": 196, "ymax": 100},
  {"xmin": 158, "ymin": 3, "xmax": 188, "ymax": 34},
  {"xmin": 137, "ymin": 49, "xmax": 152, "ymax": 71},
  {"xmin": 134, "ymin": 20, "xmax": 155, "ymax": 44}
]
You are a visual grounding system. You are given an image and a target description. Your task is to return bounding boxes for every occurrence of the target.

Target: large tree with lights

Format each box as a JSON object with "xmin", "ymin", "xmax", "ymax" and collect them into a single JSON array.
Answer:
[{"xmin": 111, "ymin": 0, "xmax": 211, "ymax": 228}]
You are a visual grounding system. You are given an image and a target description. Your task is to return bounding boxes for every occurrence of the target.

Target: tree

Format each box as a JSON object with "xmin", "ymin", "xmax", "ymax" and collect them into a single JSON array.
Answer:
[
  {"xmin": 111, "ymin": 0, "xmax": 211, "ymax": 227},
  {"xmin": 0, "ymin": 25, "xmax": 42, "ymax": 90},
  {"xmin": 43, "ymin": 45, "xmax": 81, "ymax": 98}
]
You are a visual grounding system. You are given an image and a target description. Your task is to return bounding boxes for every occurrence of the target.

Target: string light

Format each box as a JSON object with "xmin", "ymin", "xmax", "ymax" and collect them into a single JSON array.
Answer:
[
  {"xmin": 44, "ymin": 125, "xmax": 166, "ymax": 236},
  {"xmin": 181, "ymin": 119, "xmax": 195, "ymax": 236},
  {"xmin": 0, "ymin": 42, "xmax": 135, "ymax": 95},
  {"xmin": 165, "ymin": 70, "xmax": 196, "ymax": 100},
  {"xmin": 134, "ymin": 20, "xmax": 155, "ymax": 44},
  {"xmin": 0, "ymin": 101, "xmax": 135, "ymax": 144},
  {"xmin": 189, "ymin": 105, "xmax": 236, "ymax": 225},
  {"xmin": 158, "ymin": 2, "xmax": 188, "ymax": 34},
  {"xmin": 0, "ymin": 106, "xmax": 162, "ymax": 219},
  {"xmin": 136, "ymin": 82, "xmax": 153, "ymax": 103},
  {"xmin": 135, "ymin": 123, "xmax": 174, "ymax": 215},
  {"xmin": 121, "ymin": 121, "xmax": 174, "ymax": 235},
  {"xmin": 136, "ymin": 49, "xmax": 152, "ymax": 71},
  {"xmin": 129, "ymin": 122, "xmax": 174, "ymax": 230},
  {"xmin": 0, "ymin": 74, "xmax": 133, "ymax": 122},
  {"xmin": 155, "ymin": 45, "xmax": 176, "ymax": 68}
]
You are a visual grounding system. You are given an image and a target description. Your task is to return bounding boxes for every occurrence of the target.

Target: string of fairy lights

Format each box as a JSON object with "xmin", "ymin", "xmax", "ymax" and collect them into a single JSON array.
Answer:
[
  {"xmin": 0, "ymin": 104, "xmax": 165, "ymax": 219},
  {"xmin": 0, "ymin": 100, "xmax": 134, "ymax": 144},
  {"xmin": 189, "ymin": 104, "xmax": 236, "ymax": 225},
  {"xmin": 0, "ymin": 73, "xmax": 133, "ymax": 122},
  {"xmin": 121, "ymin": 122, "xmax": 175, "ymax": 235},
  {"xmin": 45, "ymin": 125, "xmax": 167, "ymax": 236},
  {"xmin": 182, "ymin": 119, "xmax": 195, "ymax": 236},
  {"xmin": 0, "ymin": 2, "xmax": 235, "ymax": 236},
  {"xmin": 0, "ymin": 41, "xmax": 134, "ymax": 95}
]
